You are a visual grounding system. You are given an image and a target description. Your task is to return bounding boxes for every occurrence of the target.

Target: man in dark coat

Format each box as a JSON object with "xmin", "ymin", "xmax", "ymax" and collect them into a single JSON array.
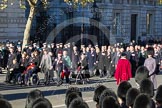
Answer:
[
  {"xmin": 26, "ymin": 45, "xmax": 34, "ymax": 56},
  {"xmin": 0, "ymin": 49, "xmax": 3, "ymax": 73},
  {"xmin": 155, "ymin": 85, "xmax": 162, "ymax": 108},
  {"xmin": 1, "ymin": 46, "xmax": 9, "ymax": 69},
  {"xmin": 154, "ymin": 46, "xmax": 161, "ymax": 74},
  {"xmin": 129, "ymin": 45, "xmax": 138, "ymax": 77},
  {"xmin": 50, "ymin": 43, "xmax": 56, "ymax": 58},
  {"xmin": 105, "ymin": 49, "xmax": 112, "ymax": 78},
  {"xmin": 6, "ymin": 59, "xmax": 20, "ymax": 83},
  {"xmin": 79, "ymin": 53, "xmax": 89, "ymax": 82},
  {"xmin": 87, "ymin": 47, "xmax": 96, "ymax": 77},
  {"xmin": 16, "ymin": 46, "xmax": 22, "ymax": 63},
  {"xmin": 97, "ymin": 49, "xmax": 106, "ymax": 78},
  {"xmin": 7, "ymin": 47, "xmax": 17, "ymax": 69},
  {"xmin": 112, "ymin": 47, "xmax": 121, "ymax": 68},
  {"xmin": 138, "ymin": 46, "xmax": 147, "ymax": 66},
  {"xmin": 5, "ymin": 47, "xmax": 17, "ymax": 83},
  {"xmin": 71, "ymin": 46, "xmax": 80, "ymax": 74},
  {"xmin": 53, "ymin": 51, "xmax": 63, "ymax": 86}
]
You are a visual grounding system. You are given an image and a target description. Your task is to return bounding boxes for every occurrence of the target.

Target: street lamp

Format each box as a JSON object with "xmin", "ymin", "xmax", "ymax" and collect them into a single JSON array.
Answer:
[
  {"xmin": 91, "ymin": 0, "xmax": 101, "ymax": 45},
  {"xmin": 64, "ymin": 0, "xmax": 94, "ymax": 46},
  {"xmin": 91, "ymin": 0, "xmax": 100, "ymax": 21}
]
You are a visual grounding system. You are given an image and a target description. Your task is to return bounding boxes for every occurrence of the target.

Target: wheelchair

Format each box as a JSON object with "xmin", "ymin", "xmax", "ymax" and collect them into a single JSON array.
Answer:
[
  {"xmin": 8, "ymin": 72, "xmax": 22, "ymax": 85},
  {"xmin": 32, "ymin": 73, "xmax": 39, "ymax": 85}
]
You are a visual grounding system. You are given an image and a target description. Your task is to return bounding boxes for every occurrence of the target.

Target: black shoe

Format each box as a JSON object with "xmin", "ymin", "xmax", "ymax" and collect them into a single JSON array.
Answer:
[
  {"xmin": 0, "ymin": 68, "xmax": 2, "ymax": 73},
  {"xmin": 68, "ymin": 81, "xmax": 71, "ymax": 85},
  {"xmin": 4, "ymin": 81, "xmax": 9, "ymax": 84},
  {"xmin": 44, "ymin": 82, "xmax": 49, "ymax": 86},
  {"xmin": 5, "ymin": 81, "xmax": 11, "ymax": 84},
  {"xmin": 100, "ymin": 74, "xmax": 103, "ymax": 78}
]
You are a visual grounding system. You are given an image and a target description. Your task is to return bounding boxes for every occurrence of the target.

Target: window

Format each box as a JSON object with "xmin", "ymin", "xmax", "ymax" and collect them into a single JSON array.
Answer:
[
  {"xmin": 114, "ymin": 13, "xmax": 121, "ymax": 36},
  {"xmin": 146, "ymin": 13, "xmax": 153, "ymax": 34}
]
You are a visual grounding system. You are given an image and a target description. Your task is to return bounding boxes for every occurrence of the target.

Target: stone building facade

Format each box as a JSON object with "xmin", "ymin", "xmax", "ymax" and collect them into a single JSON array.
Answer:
[
  {"xmin": 0, "ymin": 1, "xmax": 26, "ymax": 42},
  {"xmin": 0, "ymin": 0, "xmax": 162, "ymax": 45}
]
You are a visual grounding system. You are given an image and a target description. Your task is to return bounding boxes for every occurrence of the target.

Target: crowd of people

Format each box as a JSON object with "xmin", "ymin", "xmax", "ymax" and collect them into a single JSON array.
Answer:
[
  {"xmin": 0, "ymin": 81, "xmax": 162, "ymax": 108},
  {"xmin": 0, "ymin": 39, "xmax": 162, "ymax": 87},
  {"xmin": 0, "ymin": 38, "xmax": 162, "ymax": 108}
]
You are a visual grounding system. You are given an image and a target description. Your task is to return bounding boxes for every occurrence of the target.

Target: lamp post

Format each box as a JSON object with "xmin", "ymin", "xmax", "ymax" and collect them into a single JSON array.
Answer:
[
  {"xmin": 64, "ymin": 0, "xmax": 94, "ymax": 46},
  {"xmin": 91, "ymin": 0, "xmax": 101, "ymax": 46}
]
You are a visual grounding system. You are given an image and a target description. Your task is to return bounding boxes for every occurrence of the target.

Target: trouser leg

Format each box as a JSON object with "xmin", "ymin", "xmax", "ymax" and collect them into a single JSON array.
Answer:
[
  {"xmin": 89, "ymin": 68, "xmax": 94, "ymax": 77},
  {"xmin": 106, "ymin": 70, "xmax": 111, "ymax": 78},
  {"xmin": 5, "ymin": 71, "xmax": 10, "ymax": 82},
  {"xmin": 99, "ymin": 69, "xmax": 103, "ymax": 78},
  {"xmin": 9, "ymin": 71, "xmax": 14, "ymax": 82},
  {"xmin": 65, "ymin": 75, "xmax": 69, "ymax": 83},
  {"xmin": 24, "ymin": 73, "xmax": 29, "ymax": 85},
  {"xmin": 44, "ymin": 71, "xmax": 49, "ymax": 85}
]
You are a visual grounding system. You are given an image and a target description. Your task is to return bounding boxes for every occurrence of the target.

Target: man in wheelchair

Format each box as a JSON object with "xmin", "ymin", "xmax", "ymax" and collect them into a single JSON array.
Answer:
[{"xmin": 22, "ymin": 62, "xmax": 37, "ymax": 86}]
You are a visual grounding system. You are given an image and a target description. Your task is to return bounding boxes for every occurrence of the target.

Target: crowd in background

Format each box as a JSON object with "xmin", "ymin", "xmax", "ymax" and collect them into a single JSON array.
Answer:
[
  {"xmin": 0, "ymin": 38, "xmax": 162, "ymax": 86},
  {"xmin": 0, "ymin": 37, "xmax": 162, "ymax": 108}
]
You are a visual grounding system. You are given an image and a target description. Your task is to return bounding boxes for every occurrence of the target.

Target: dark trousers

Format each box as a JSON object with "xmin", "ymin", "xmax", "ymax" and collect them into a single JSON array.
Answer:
[
  {"xmin": 6, "ymin": 70, "xmax": 18, "ymax": 83},
  {"xmin": 9, "ymin": 71, "xmax": 15, "ymax": 82},
  {"xmin": 43, "ymin": 69, "xmax": 54, "ymax": 85},
  {"xmin": 56, "ymin": 70, "xmax": 61, "ymax": 82},
  {"xmin": 5, "ymin": 70, "xmax": 10, "ymax": 82},
  {"xmin": 44, "ymin": 71, "xmax": 49, "ymax": 84},
  {"xmin": 61, "ymin": 71, "xmax": 70, "ymax": 83}
]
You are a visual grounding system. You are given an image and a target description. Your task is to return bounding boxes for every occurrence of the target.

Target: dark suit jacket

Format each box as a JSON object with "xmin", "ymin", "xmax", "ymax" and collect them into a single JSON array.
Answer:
[
  {"xmin": 80, "ymin": 57, "xmax": 88, "ymax": 70},
  {"xmin": 87, "ymin": 51, "xmax": 96, "ymax": 69},
  {"xmin": 7, "ymin": 53, "xmax": 17, "ymax": 67},
  {"xmin": 97, "ymin": 52, "xmax": 106, "ymax": 70},
  {"xmin": 8, "ymin": 63, "xmax": 19, "ymax": 72},
  {"xmin": 112, "ymin": 51, "xmax": 121, "ymax": 65},
  {"xmin": 72, "ymin": 51, "xmax": 80, "ymax": 69}
]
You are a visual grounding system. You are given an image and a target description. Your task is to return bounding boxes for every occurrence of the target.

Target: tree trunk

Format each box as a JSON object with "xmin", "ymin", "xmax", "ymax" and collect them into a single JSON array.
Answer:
[{"xmin": 22, "ymin": 7, "xmax": 35, "ymax": 50}]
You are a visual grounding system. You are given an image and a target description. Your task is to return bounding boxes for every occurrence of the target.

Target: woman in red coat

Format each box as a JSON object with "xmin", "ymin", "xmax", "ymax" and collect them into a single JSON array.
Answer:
[{"xmin": 115, "ymin": 52, "xmax": 132, "ymax": 85}]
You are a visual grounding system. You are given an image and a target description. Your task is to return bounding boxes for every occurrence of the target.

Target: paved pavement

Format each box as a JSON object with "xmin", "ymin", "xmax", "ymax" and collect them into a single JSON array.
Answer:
[{"xmin": 0, "ymin": 69, "xmax": 161, "ymax": 108}]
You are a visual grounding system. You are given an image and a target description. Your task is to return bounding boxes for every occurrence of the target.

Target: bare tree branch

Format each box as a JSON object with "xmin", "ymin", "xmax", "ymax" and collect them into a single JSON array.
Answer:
[{"xmin": 27, "ymin": 0, "xmax": 38, "ymax": 7}]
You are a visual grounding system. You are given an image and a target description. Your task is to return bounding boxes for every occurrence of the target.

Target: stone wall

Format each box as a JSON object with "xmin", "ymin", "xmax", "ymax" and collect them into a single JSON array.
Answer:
[
  {"xmin": 100, "ymin": 0, "xmax": 162, "ymax": 44},
  {"xmin": 0, "ymin": 0, "xmax": 26, "ymax": 41},
  {"xmin": 0, "ymin": 0, "xmax": 162, "ymax": 44}
]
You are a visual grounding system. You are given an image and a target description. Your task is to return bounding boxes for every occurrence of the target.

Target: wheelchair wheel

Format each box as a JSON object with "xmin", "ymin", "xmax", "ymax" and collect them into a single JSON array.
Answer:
[{"xmin": 32, "ymin": 74, "xmax": 38, "ymax": 85}]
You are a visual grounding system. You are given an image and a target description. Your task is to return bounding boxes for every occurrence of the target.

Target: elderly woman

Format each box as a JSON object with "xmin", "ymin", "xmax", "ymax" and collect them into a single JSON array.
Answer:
[{"xmin": 144, "ymin": 47, "xmax": 157, "ymax": 89}]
